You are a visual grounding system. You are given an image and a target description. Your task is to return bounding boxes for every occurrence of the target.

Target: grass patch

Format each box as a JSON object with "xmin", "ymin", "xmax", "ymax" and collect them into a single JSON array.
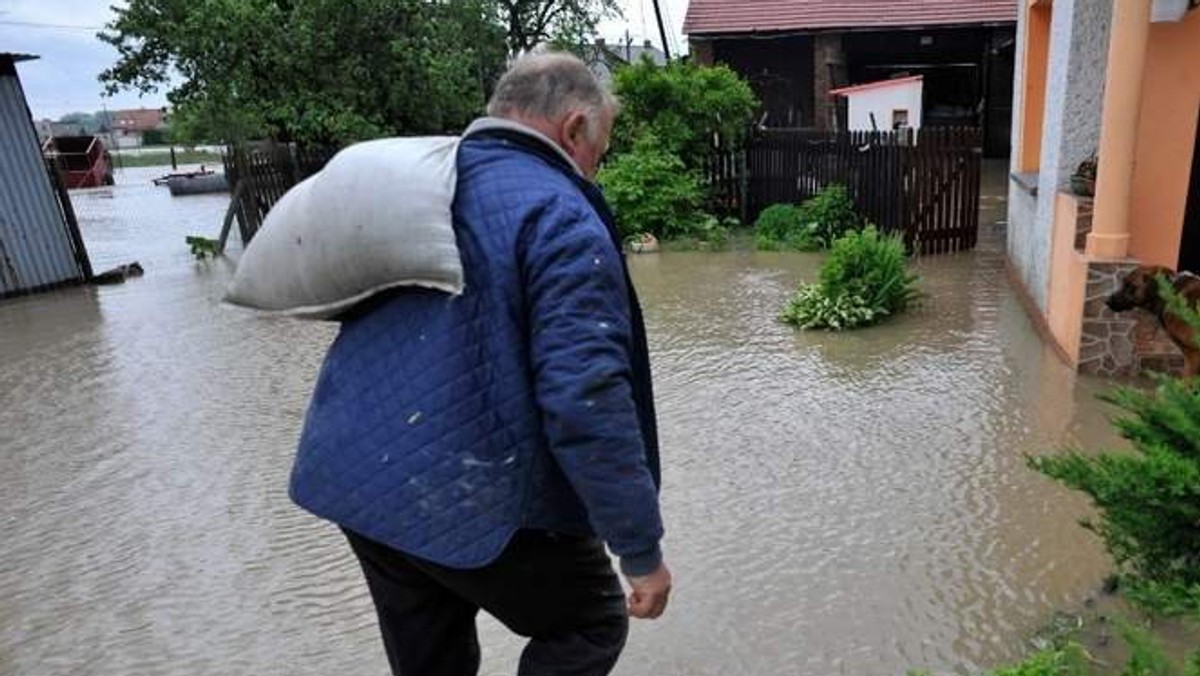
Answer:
[{"xmin": 112, "ymin": 150, "xmax": 223, "ymax": 168}]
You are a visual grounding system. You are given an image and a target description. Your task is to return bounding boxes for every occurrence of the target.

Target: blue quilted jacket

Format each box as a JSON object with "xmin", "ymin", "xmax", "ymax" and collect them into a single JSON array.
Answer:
[{"xmin": 289, "ymin": 121, "xmax": 664, "ymax": 576}]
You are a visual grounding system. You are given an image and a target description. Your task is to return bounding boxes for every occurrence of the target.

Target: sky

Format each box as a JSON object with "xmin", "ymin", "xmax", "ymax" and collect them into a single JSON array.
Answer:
[{"xmin": 0, "ymin": 0, "xmax": 690, "ymax": 122}]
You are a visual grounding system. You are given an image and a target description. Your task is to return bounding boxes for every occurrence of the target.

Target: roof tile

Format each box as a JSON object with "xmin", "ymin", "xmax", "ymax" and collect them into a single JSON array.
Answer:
[{"xmin": 684, "ymin": 0, "xmax": 1017, "ymax": 35}]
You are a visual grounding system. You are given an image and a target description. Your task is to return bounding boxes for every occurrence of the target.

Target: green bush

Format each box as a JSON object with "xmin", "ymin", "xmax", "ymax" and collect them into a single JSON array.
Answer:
[
  {"xmin": 754, "ymin": 204, "xmax": 822, "ymax": 252},
  {"xmin": 1030, "ymin": 372, "xmax": 1200, "ymax": 618},
  {"xmin": 988, "ymin": 644, "xmax": 1090, "ymax": 676},
  {"xmin": 610, "ymin": 57, "xmax": 758, "ymax": 166},
  {"xmin": 971, "ymin": 624, "xmax": 1200, "ymax": 676},
  {"xmin": 755, "ymin": 186, "xmax": 862, "ymax": 251},
  {"xmin": 781, "ymin": 284, "xmax": 882, "ymax": 330},
  {"xmin": 800, "ymin": 185, "xmax": 862, "ymax": 248},
  {"xmin": 819, "ymin": 226, "xmax": 918, "ymax": 315},
  {"xmin": 598, "ymin": 138, "xmax": 705, "ymax": 240},
  {"xmin": 781, "ymin": 227, "xmax": 918, "ymax": 330}
]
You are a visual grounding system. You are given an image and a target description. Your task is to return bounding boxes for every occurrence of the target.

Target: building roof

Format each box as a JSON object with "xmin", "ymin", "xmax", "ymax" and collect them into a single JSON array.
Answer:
[
  {"xmin": 683, "ymin": 0, "xmax": 1017, "ymax": 36},
  {"xmin": 605, "ymin": 43, "xmax": 668, "ymax": 67},
  {"xmin": 111, "ymin": 107, "xmax": 167, "ymax": 132},
  {"xmin": 0, "ymin": 53, "xmax": 38, "ymax": 63},
  {"xmin": 830, "ymin": 75, "xmax": 923, "ymax": 96}
]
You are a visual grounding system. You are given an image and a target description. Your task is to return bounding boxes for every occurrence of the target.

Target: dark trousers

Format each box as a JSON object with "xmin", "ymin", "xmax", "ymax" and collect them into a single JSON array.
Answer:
[{"xmin": 344, "ymin": 529, "xmax": 629, "ymax": 676}]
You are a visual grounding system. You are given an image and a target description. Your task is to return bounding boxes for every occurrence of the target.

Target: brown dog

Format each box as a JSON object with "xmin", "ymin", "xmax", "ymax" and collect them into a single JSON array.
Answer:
[{"xmin": 1106, "ymin": 265, "xmax": 1200, "ymax": 377}]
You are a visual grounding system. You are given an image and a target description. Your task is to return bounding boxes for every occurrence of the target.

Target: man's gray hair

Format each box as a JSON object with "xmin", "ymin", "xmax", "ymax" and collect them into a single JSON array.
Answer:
[{"xmin": 487, "ymin": 53, "xmax": 618, "ymax": 136}]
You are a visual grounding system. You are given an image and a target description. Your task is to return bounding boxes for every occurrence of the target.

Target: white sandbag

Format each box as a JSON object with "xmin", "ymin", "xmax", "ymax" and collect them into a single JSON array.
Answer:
[{"xmin": 224, "ymin": 136, "xmax": 463, "ymax": 320}]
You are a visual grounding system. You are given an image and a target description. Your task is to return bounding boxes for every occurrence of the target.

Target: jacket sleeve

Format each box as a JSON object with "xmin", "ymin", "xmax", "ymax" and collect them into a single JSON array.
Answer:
[{"xmin": 520, "ymin": 197, "xmax": 664, "ymax": 576}]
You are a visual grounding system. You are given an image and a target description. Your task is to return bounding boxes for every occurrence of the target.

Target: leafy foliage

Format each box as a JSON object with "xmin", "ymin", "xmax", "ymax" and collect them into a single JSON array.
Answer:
[
  {"xmin": 100, "ymin": 0, "xmax": 509, "ymax": 144},
  {"xmin": 610, "ymin": 58, "xmax": 758, "ymax": 165},
  {"xmin": 781, "ymin": 284, "xmax": 883, "ymax": 330},
  {"xmin": 1031, "ymin": 375, "xmax": 1200, "ymax": 618},
  {"xmin": 1118, "ymin": 620, "xmax": 1177, "ymax": 676},
  {"xmin": 598, "ymin": 137, "xmax": 705, "ymax": 240},
  {"xmin": 1158, "ymin": 274, "xmax": 1200, "ymax": 335},
  {"xmin": 801, "ymin": 185, "xmax": 862, "ymax": 248},
  {"xmin": 186, "ymin": 235, "xmax": 221, "ymax": 260},
  {"xmin": 499, "ymin": 0, "xmax": 622, "ymax": 55},
  {"xmin": 781, "ymin": 227, "xmax": 918, "ymax": 330},
  {"xmin": 755, "ymin": 186, "xmax": 862, "ymax": 251},
  {"xmin": 754, "ymin": 204, "xmax": 822, "ymax": 252},
  {"xmin": 819, "ymin": 226, "xmax": 918, "ymax": 315},
  {"xmin": 988, "ymin": 644, "xmax": 1090, "ymax": 676}
]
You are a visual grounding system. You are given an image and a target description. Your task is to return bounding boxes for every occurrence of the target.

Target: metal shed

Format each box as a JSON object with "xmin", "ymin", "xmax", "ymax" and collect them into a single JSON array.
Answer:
[{"xmin": 0, "ymin": 53, "xmax": 92, "ymax": 298}]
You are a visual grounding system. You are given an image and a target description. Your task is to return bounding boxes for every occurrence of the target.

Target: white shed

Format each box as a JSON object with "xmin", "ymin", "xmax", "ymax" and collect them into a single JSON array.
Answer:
[{"xmin": 830, "ymin": 75, "xmax": 924, "ymax": 132}]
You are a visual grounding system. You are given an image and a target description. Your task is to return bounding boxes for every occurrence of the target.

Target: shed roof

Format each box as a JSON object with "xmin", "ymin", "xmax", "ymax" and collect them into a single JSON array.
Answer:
[
  {"xmin": 830, "ymin": 75, "xmax": 924, "ymax": 96},
  {"xmin": 684, "ymin": 0, "xmax": 1017, "ymax": 36},
  {"xmin": 0, "ymin": 53, "xmax": 39, "ymax": 63}
]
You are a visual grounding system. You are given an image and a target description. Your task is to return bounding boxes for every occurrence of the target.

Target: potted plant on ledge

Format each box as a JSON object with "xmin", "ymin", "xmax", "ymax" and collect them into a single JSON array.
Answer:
[{"xmin": 1071, "ymin": 153, "xmax": 1097, "ymax": 198}]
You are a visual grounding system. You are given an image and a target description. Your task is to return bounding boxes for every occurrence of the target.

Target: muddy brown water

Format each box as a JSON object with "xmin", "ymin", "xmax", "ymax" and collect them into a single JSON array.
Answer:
[{"xmin": 0, "ymin": 166, "xmax": 1138, "ymax": 675}]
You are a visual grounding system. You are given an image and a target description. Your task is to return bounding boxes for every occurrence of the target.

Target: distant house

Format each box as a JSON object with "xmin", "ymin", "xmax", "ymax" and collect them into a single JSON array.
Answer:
[
  {"xmin": 0, "ymin": 53, "xmax": 92, "ymax": 298},
  {"xmin": 110, "ymin": 107, "xmax": 169, "ymax": 148},
  {"xmin": 683, "ymin": 0, "xmax": 1017, "ymax": 156},
  {"xmin": 581, "ymin": 38, "xmax": 668, "ymax": 85},
  {"xmin": 1005, "ymin": 0, "xmax": 1199, "ymax": 376},
  {"xmin": 34, "ymin": 119, "xmax": 86, "ymax": 142}
]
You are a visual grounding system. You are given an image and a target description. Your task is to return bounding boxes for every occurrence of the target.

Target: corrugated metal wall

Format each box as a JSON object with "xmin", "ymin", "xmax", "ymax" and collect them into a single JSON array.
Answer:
[{"xmin": 0, "ymin": 61, "xmax": 88, "ymax": 297}]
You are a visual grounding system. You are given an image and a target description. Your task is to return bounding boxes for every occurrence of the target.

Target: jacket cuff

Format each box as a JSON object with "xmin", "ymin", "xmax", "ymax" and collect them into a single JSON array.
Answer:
[{"xmin": 618, "ymin": 544, "xmax": 663, "ymax": 577}]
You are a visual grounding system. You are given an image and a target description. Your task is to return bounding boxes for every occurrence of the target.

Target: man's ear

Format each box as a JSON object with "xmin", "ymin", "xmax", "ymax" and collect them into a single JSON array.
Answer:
[{"xmin": 561, "ymin": 111, "xmax": 589, "ymax": 153}]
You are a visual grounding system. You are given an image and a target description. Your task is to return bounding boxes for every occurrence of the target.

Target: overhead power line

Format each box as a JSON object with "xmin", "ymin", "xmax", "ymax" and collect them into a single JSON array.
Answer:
[{"xmin": 0, "ymin": 20, "xmax": 104, "ymax": 31}]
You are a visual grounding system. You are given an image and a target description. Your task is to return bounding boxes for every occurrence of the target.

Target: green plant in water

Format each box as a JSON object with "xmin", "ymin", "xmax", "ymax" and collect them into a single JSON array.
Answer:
[
  {"xmin": 754, "ymin": 204, "xmax": 822, "ymax": 252},
  {"xmin": 755, "ymin": 185, "xmax": 862, "ymax": 251},
  {"xmin": 800, "ymin": 185, "xmax": 862, "ymax": 248},
  {"xmin": 819, "ymin": 226, "xmax": 918, "ymax": 312},
  {"xmin": 781, "ymin": 284, "xmax": 881, "ymax": 330},
  {"xmin": 1118, "ymin": 620, "xmax": 1178, "ymax": 676},
  {"xmin": 989, "ymin": 644, "xmax": 1091, "ymax": 676},
  {"xmin": 187, "ymin": 235, "xmax": 221, "ymax": 260},
  {"xmin": 781, "ymin": 226, "xmax": 919, "ymax": 330}
]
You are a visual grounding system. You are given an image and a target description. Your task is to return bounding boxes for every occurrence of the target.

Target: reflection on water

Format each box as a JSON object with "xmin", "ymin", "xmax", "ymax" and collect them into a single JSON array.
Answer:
[{"xmin": 1, "ymin": 166, "xmax": 1127, "ymax": 676}]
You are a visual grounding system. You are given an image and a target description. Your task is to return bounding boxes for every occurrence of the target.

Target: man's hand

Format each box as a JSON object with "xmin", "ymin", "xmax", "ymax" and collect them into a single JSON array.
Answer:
[{"xmin": 625, "ymin": 562, "xmax": 672, "ymax": 619}]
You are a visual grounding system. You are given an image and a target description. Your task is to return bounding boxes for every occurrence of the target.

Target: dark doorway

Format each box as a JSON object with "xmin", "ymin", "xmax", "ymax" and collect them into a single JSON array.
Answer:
[
  {"xmin": 840, "ymin": 26, "xmax": 1014, "ymax": 158},
  {"xmin": 1180, "ymin": 106, "xmax": 1200, "ymax": 273},
  {"xmin": 715, "ymin": 36, "xmax": 815, "ymax": 128}
]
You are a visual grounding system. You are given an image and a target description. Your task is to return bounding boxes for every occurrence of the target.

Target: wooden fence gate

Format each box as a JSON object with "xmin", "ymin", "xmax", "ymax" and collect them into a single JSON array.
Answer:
[
  {"xmin": 708, "ymin": 127, "xmax": 982, "ymax": 254},
  {"xmin": 222, "ymin": 144, "xmax": 338, "ymax": 243}
]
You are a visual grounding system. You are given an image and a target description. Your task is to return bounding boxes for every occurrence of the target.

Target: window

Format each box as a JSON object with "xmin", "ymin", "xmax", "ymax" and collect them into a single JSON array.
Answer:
[{"xmin": 892, "ymin": 109, "xmax": 910, "ymax": 129}]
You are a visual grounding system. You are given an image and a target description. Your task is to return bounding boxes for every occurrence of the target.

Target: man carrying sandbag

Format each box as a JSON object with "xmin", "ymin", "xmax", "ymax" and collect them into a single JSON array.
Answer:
[{"xmin": 288, "ymin": 53, "xmax": 669, "ymax": 675}]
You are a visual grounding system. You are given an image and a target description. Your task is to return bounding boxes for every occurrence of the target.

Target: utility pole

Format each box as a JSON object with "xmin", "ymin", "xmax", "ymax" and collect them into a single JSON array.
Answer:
[{"xmin": 651, "ymin": 0, "xmax": 671, "ymax": 61}]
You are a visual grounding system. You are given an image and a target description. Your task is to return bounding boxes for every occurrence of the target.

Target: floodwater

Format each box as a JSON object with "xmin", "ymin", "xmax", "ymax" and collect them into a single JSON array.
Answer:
[{"xmin": 1, "ymin": 165, "xmax": 1132, "ymax": 676}]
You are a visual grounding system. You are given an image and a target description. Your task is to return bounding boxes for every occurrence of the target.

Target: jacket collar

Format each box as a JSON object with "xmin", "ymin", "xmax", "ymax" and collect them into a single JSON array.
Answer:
[{"xmin": 463, "ymin": 117, "xmax": 584, "ymax": 178}]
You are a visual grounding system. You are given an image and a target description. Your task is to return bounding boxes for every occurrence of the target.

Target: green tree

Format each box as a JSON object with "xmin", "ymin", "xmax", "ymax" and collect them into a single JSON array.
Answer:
[
  {"xmin": 598, "ymin": 134, "xmax": 705, "ymax": 239},
  {"xmin": 99, "ymin": 0, "xmax": 508, "ymax": 144},
  {"xmin": 496, "ymin": 0, "xmax": 621, "ymax": 56},
  {"xmin": 610, "ymin": 57, "xmax": 758, "ymax": 165},
  {"xmin": 58, "ymin": 112, "xmax": 100, "ymax": 133}
]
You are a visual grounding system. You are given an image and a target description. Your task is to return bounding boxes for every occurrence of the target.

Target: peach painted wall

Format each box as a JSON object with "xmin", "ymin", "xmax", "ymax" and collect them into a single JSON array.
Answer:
[
  {"xmin": 1018, "ymin": 4, "xmax": 1052, "ymax": 173},
  {"xmin": 1128, "ymin": 10, "xmax": 1200, "ymax": 268},
  {"xmin": 1046, "ymin": 193, "xmax": 1089, "ymax": 362}
]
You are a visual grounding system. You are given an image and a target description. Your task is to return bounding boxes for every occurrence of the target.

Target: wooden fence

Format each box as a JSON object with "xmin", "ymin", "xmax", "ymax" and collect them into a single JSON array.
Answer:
[
  {"xmin": 221, "ymin": 128, "xmax": 982, "ymax": 255},
  {"xmin": 222, "ymin": 144, "xmax": 338, "ymax": 243},
  {"xmin": 708, "ymin": 127, "xmax": 982, "ymax": 254}
]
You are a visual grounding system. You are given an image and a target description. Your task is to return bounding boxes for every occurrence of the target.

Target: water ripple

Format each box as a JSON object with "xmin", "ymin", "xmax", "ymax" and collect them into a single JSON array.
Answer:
[{"xmin": 1, "ymin": 166, "xmax": 1121, "ymax": 676}]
